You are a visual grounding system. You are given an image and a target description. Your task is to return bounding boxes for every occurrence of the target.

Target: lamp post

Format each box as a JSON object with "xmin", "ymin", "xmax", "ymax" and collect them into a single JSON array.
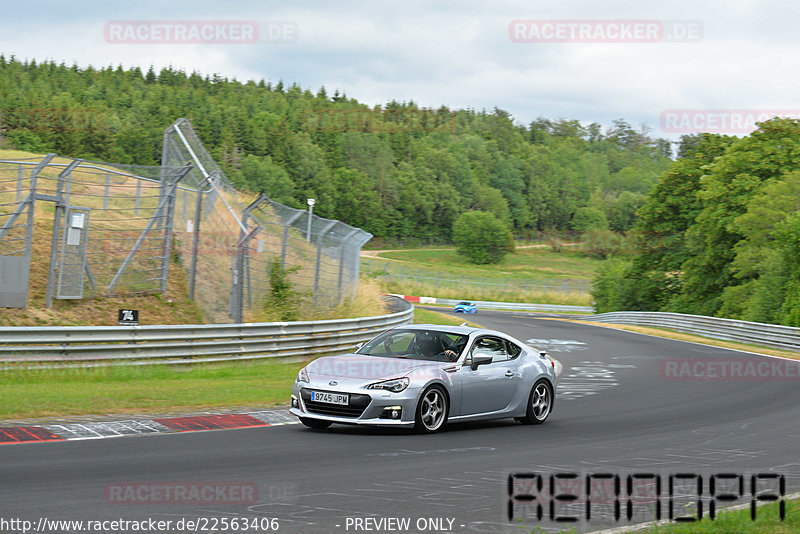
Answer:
[{"xmin": 306, "ymin": 198, "xmax": 316, "ymax": 242}]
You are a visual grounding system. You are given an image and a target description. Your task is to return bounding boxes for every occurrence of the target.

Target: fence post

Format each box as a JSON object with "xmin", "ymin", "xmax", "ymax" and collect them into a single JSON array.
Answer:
[
  {"xmin": 182, "ymin": 189, "xmax": 187, "ymax": 222},
  {"xmin": 23, "ymin": 154, "xmax": 55, "ymax": 260},
  {"xmin": 159, "ymin": 165, "xmax": 192, "ymax": 294},
  {"xmin": 103, "ymin": 173, "xmax": 110, "ymax": 210},
  {"xmin": 313, "ymin": 221, "xmax": 337, "ymax": 303},
  {"xmin": 16, "ymin": 165, "xmax": 23, "ymax": 202},
  {"xmin": 135, "ymin": 179, "xmax": 141, "ymax": 215},
  {"xmin": 231, "ymin": 195, "xmax": 266, "ymax": 322},
  {"xmin": 188, "ymin": 179, "xmax": 208, "ymax": 301}
]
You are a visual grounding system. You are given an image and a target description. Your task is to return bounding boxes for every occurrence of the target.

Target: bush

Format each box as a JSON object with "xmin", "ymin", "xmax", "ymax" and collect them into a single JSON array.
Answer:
[
  {"xmin": 452, "ymin": 211, "xmax": 515, "ymax": 264},
  {"xmin": 591, "ymin": 257, "xmax": 632, "ymax": 312},
  {"xmin": 264, "ymin": 259, "xmax": 304, "ymax": 321}
]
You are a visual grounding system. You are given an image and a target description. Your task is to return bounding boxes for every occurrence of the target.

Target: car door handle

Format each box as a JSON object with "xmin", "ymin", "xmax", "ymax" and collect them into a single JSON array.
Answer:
[{"xmin": 505, "ymin": 370, "xmax": 514, "ymax": 378}]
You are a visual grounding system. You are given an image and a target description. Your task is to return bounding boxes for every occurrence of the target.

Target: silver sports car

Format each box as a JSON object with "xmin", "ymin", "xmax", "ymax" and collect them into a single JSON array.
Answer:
[{"xmin": 289, "ymin": 324, "xmax": 556, "ymax": 433}]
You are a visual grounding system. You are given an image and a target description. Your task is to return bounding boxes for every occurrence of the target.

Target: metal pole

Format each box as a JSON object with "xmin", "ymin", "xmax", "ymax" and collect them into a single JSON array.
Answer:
[
  {"xmin": 231, "ymin": 195, "xmax": 266, "ymax": 322},
  {"xmin": 313, "ymin": 221, "xmax": 337, "ymax": 302},
  {"xmin": 245, "ymin": 249, "xmax": 252, "ymax": 309},
  {"xmin": 103, "ymin": 173, "xmax": 110, "ymax": 210},
  {"xmin": 22, "ymin": 154, "xmax": 55, "ymax": 259},
  {"xmin": 135, "ymin": 179, "xmax": 141, "ymax": 216},
  {"xmin": 306, "ymin": 198, "xmax": 315, "ymax": 242},
  {"xmin": 159, "ymin": 166, "xmax": 192, "ymax": 293},
  {"xmin": 232, "ymin": 226, "xmax": 260, "ymax": 323},
  {"xmin": 188, "ymin": 180, "xmax": 208, "ymax": 301},
  {"xmin": 16, "ymin": 165, "xmax": 23, "ymax": 202}
]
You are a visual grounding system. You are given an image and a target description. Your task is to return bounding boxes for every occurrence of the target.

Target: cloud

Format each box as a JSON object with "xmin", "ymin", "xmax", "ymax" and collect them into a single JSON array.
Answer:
[{"xmin": 1, "ymin": 0, "xmax": 798, "ymax": 138}]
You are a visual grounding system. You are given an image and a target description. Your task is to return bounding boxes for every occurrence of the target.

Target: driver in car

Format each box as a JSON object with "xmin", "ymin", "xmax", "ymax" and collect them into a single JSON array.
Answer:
[{"xmin": 414, "ymin": 332, "xmax": 464, "ymax": 361}]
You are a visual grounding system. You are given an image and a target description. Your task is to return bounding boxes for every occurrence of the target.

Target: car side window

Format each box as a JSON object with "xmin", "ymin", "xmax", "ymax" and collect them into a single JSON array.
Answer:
[
  {"xmin": 505, "ymin": 340, "xmax": 522, "ymax": 360},
  {"xmin": 371, "ymin": 331, "xmax": 415, "ymax": 355},
  {"xmin": 470, "ymin": 336, "xmax": 508, "ymax": 362}
]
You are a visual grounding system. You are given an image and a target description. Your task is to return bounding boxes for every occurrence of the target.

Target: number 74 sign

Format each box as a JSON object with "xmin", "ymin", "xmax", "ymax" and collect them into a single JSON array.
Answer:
[{"xmin": 118, "ymin": 309, "xmax": 139, "ymax": 326}]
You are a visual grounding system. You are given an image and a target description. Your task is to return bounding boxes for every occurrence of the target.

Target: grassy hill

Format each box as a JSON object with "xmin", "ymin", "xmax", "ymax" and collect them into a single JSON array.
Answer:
[{"xmin": 361, "ymin": 244, "xmax": 598, "ymax": 306}]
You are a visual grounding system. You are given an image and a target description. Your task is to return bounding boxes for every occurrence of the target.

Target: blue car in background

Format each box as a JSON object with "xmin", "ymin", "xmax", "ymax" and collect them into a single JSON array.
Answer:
[{"xmin": 454, "ymin": 301, "xmax": 477, "ymax": 314}]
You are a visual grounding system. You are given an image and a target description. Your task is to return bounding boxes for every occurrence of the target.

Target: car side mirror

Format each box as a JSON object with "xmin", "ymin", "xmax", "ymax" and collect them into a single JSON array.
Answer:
[
  {"xmin": 470, "ymin": 354, "xmax": 493, "ymax": 371},
  {"xmin": 355, "ymin": 342, "xmax": 364, "ymax": 351}
]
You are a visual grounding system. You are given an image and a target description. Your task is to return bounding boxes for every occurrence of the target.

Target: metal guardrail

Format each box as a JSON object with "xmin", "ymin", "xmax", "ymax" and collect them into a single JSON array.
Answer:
[
  {"xmin": 587, "ymin": 311, "xmax": 800, "ymax": 352},
  {"xmin": 430, "ymin": 298, "xmax": 594, "ymax": 313},
  {"xmin": 0, "ymin": 298, "xmax": 413, "ymax": 368}
]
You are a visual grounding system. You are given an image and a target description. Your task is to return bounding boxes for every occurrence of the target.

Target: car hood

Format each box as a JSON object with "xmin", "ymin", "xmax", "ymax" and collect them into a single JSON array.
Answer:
[{"xmin": 307, "ymin": 354, "xmax": 446, "ymax": 381}]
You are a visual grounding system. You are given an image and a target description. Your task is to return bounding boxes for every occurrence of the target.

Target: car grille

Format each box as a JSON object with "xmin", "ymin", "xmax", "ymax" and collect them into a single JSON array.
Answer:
[{"xmin": 300, "ymin": 389, "xmax": 372, "ymax": 418}]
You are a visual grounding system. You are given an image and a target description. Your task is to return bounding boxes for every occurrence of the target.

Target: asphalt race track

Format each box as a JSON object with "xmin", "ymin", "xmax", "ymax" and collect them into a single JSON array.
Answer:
[{"xmin": 2, "ymin": 309, "xmax": 799, "ymax": 534}]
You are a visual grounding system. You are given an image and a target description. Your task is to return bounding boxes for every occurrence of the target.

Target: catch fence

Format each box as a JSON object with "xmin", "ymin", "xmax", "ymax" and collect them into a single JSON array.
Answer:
[
  {"xmin": 0, "ymin": 119, "xmax": 372, "ymax": 322},
  {"xmin": 0, "ymin": 154, "xmax": 190, "ymax": 306},
  {"xmin": 162, "ymin": 119, "xmax": 372, "ymax": 323}
]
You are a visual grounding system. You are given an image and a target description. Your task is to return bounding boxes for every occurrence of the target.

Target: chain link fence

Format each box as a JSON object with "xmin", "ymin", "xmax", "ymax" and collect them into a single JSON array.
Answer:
[
  {"xmin": 0, "ymin": 119, "xmax": 373, "ymax": 322},
  {"xmin": 0, "ymin": 154, "xmax": 190, "ymax": 306},
  {"xmin": 163, "ymin": 118, "xmax": 372, "ymax": 323}
]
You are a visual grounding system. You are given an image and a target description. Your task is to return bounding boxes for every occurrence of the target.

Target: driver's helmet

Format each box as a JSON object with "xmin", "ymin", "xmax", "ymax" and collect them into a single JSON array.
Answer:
[{"xmin": 414, "ymin": 331, "xmax": 440, "ymax": 355}]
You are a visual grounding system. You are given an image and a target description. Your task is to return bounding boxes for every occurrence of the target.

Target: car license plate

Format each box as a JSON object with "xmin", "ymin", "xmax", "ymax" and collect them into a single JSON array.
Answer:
[{"xmin": 311, "ymin": 391, "xmax": 349, "ymax": 405}]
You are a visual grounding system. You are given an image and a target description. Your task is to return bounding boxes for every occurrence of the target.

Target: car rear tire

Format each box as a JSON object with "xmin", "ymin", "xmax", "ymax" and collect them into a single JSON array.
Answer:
[
  {"xmin": 414, "ymin": 386, "xmax": 448, "ymax": 433},
  {"xmin": 299, "ymin": 417, "xmax": 332, "ymax": 429},
  {"xmin": 516, "ymin": 380, "xmax": 552, "ymax": 425}
]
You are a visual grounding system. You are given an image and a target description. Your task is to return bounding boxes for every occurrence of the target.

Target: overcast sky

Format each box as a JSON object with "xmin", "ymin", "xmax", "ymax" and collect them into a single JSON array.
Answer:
[{"xmin": 2, "ymin": 0, "xmax": 798, "ymax": 140}]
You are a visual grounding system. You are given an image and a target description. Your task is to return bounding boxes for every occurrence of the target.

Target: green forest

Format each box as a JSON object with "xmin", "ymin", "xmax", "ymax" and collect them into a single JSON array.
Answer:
[
  {"xmin": 0, "ymin": 56, "xmax": 670, "ymax": 242},
  {"xmin": 593, "ymin": 118, "xmax": 800, "ymax": 327}
]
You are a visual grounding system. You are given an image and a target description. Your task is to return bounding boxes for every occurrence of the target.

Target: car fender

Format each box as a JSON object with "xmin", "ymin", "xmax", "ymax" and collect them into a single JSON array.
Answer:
[
  {"xmin": 413, "ymin": 376, "xmax": 455, "ymax": 415},
  {"xmin": 515, "ymin": 356, "xmax": 556, "ymax": 414}
]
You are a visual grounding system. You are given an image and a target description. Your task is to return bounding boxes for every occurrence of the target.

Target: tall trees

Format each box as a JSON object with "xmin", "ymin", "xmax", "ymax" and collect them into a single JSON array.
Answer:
[
  {"xmin": 0, "ymin": 57, "xmax": 672, "ymax": 242},
  {"xmin": 593, "ymin": 118, "xmax": 800, "ymax": 326}
]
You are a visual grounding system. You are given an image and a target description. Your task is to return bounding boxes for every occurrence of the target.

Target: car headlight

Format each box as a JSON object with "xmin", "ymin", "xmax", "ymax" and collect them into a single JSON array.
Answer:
[
  {"xmin": 367, "ymin": 377, "xmax": 409, "ymax": 393},
  {"xmin": 297, "ymin": 367, "xmax": 309, "ymax": 383}
]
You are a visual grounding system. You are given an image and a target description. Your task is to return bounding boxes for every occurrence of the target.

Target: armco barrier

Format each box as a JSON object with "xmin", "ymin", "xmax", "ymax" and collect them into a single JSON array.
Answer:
[
  {"xmin": 587, "ymin": 311, "xmax": 800, "ymax": 352},
  {"xmin": 0, "ymin": 297, "xmax": 413, "ymax": 368}
]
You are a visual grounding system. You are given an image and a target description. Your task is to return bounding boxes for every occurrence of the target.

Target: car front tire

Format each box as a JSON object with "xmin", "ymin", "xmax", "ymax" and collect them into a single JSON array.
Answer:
[
  {"xmin": 414, "ymin": 385, "xmax": 448, "ymax": 433},
  {"xmin": 517, "ymin": 380, "xmax": 552, "ymax": 425},
  {"xmin": 299, "ymin": 417, "xmax": 332, "ymax": 429}
]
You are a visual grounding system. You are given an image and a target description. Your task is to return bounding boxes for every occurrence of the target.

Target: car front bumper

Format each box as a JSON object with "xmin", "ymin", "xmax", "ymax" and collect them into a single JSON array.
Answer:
[{"xmin": 290, "ymin": 384, "xmax": 421, "ymax": 428}]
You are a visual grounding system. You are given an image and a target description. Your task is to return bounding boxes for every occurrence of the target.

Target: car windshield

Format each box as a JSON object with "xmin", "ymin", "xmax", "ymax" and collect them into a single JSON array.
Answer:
[
  {"xmin": 356, "ymin": 328, "xmax": 469, "ymax": 362},
  {"xmin": 458, "ymin": 301, "xmax": 471, "ymax": 305}
]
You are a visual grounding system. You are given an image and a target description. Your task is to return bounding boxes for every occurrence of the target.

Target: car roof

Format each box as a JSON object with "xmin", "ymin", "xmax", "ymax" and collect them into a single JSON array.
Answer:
[{"xmin": 395, "ymin": 323, "xmax": 494, "ymax": 336}]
